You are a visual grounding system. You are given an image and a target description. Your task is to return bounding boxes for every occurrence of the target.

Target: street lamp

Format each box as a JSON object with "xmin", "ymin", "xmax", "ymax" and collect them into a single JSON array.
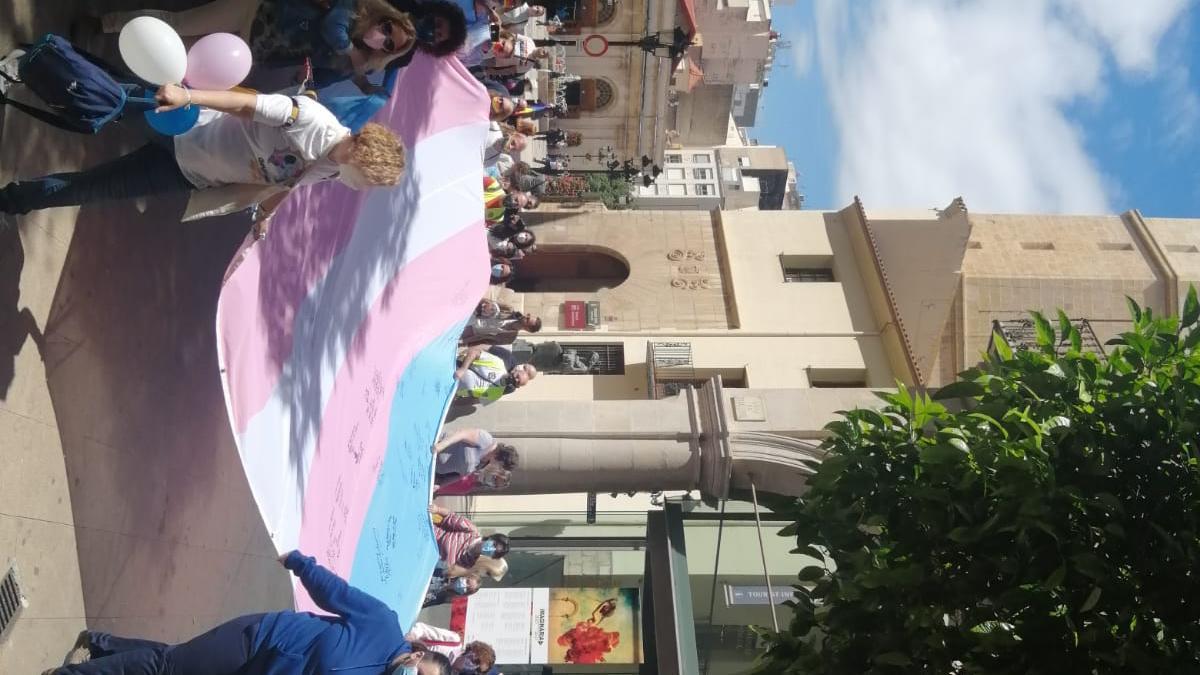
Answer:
[
  {"xmin": 538, "ymin": 26, "xmax": 694, "ymax": 61},
  {"xmin": 633, "ymin": 27, "xmax": 694, "ymax": 60}
]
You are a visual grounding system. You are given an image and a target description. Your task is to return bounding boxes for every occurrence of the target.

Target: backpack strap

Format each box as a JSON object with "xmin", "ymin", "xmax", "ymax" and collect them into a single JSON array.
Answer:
[{"xmin": 0, "ymin": 90, "xmax": 89, "ymax": 133}]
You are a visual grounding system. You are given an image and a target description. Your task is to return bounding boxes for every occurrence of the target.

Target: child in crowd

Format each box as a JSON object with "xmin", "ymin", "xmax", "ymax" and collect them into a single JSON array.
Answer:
[{"xmin": 429, "ymin": 504, "xmax": 509, "ymax": 574}]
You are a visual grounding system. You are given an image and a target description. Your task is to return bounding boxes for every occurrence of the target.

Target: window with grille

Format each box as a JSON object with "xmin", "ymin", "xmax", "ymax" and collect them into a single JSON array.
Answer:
[
  {"xmin": 782, "ymin": 268, "xmax": 834, "ymax": 283},
  {"xmin": 692, "ymin": 153, "xmax": 712, "ymax": 163},
  {"xmin": 596, "ymin": 0, "xmax": 617, "ymax": 24},
  {"xmin": 780, "ymin": 254, "xmax": 835, "ymax": 283},
  {"xmin": 564, "ymin": 79, "xmax": 613, "ymax": 113},
  {"xmin": 692, "ymin": 168, "xmax": 713, "ymax": 180},
  {"xmin": 696, "ymin": 184, "xmax": 713, "ymax": 195},
  {"xmin": 666, "ymin": 153, "xmax": 683, "ymax": 164},
  {"xmin": 594, "ymin": 79, "xmax": 615, "ymax": 109},
  {"xmin": 562, "ymin": 343, "xmax": 625, "ymax": 374}
]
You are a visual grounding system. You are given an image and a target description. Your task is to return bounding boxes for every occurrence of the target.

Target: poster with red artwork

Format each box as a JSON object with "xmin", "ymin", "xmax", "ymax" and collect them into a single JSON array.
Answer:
[{"xmin": 452, "ymin": 587, "xmax": 641, "ymax": 665}]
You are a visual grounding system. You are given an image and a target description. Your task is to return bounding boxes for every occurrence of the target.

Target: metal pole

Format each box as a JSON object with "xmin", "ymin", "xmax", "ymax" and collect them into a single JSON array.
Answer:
[
  {"xmin": 750, "ymin": 481, "xmax": 780, "ymax": 632},
  {"xmin": 701, "ymin": 497, "xmax": 728, "ymax": 675}
]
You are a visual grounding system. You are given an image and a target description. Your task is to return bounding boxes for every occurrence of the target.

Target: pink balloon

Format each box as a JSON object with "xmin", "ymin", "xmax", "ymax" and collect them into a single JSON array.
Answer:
[{"xmin": 185, "ymin": 33, "xmax": 252, "ymax": 90}]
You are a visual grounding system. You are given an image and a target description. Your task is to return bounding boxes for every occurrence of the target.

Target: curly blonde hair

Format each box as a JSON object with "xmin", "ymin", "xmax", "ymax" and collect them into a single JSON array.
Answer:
[{"xmin": 351, "ymin": 123, "xmax": 406, "ymax": 186}]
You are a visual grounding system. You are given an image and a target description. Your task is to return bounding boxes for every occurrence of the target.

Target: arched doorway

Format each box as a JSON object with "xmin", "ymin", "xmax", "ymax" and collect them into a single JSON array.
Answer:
[
  {"xmin": 508, "ymin": 246, "xmax": 630, "ymax": 293},
  {"xmin": 563, "ymin": 78, "xmax": 618, "ymax": 117}
]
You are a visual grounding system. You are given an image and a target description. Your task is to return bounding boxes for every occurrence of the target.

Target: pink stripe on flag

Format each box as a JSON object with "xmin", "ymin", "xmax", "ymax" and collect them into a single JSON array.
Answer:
[
  {"xmin": 295, "ymin": 223, "xmax": 488, "ymax": 582},
  {"xmin": 216, "ymin": 53, "xmax": 488, "ymax": 434},
  {"xmin": 390, "ymin": 52, "xmax": 492, "ymax": 146},
  {"xmin": 216, "ymin": 184, "xmax": 364, "ymax": 434}
]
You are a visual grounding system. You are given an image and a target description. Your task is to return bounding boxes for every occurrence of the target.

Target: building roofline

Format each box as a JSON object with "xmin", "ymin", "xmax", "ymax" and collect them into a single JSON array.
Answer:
[{"xmin": 844, "ymin": 196, "xmax": 923, "ymax": 386}]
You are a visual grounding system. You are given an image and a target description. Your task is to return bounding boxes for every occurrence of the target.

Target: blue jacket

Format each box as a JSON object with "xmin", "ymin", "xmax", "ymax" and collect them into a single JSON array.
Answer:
[
  {"xmin": 247, "ymin": 551, "xmax": 410, "ymax": 675},
  {"xmin": 256, "ymin": 0, "xmax": 357, "ymax": 69}
]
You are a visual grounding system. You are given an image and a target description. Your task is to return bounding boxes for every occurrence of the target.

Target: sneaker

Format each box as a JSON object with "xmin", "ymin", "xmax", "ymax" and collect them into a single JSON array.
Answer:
[
  {"xmin": 63, "ymin": 630, "xmax": 92, "ymax": 665},
  {"xmin": 0, "ymin": 48, "xmax": 24, "ymax": 96}
]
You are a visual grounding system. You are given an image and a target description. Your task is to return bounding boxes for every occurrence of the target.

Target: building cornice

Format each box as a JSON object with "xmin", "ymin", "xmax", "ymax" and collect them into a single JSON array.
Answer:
[
  {"xmin": 844, "ymin": 196, "xmax": 922, "ymax": 387},
  {"xmin": 1124, "ymin": 208, "xmax": 1179, "ymax": 314}
]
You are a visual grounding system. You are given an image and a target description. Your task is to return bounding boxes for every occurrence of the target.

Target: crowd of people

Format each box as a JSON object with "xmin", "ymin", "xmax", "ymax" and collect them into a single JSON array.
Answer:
[
  {"xmin": 0, "ymin": 0, "xmax": 579, "ymax": 242},
  {"xmin": 3, "ymin": 1, "xmax": 591, "ymax": 674}
]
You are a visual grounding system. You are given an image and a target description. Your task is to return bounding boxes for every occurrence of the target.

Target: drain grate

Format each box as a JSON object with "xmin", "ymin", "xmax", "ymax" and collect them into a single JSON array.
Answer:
[{"xmin": 0, "ymin": 565, "xmax": 26, "ymax": 643}]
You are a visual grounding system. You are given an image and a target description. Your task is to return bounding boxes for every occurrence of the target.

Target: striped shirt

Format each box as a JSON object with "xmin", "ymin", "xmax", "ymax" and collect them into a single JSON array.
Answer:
[
  {"xmin": 435, "ymin": 511, "xmax": 481, "ymax": 568},
  {"xmin": 407, "ymin": 622, "xmax": 464, "ymax": 661}
]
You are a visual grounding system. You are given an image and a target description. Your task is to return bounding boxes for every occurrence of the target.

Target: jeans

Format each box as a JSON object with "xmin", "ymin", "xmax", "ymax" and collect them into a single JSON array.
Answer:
[
  {"xmin": 54, "ymin": 614, "xmax": 265, "ymax": 675},
  {"xmin": 101, "ymin": 1, "xmax": 263, "ymax": 40},
  {"xmin": 0, "ymin": 90, "xmax": 195, "ymax": 215}
]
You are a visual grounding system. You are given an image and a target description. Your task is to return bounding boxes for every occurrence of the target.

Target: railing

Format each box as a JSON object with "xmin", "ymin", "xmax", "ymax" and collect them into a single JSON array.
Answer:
[
  {"xmin": 990, "ymin": 318, "xmax": 1106, "ymax": 358},
  {"xmin": 646, "ymin": 341, "xmax": 695, "ymax": 399}
]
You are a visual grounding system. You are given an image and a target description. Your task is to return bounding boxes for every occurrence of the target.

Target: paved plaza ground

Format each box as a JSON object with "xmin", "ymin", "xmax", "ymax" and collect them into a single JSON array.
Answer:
[{"xmin": 1, "ymin": 3, "xmax": 294, "ymax": 672}]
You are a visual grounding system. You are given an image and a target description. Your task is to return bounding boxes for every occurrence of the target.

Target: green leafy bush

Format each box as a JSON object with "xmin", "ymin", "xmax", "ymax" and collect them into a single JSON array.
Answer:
[{"xmin": 756, "ymin": 290, "xmax": 1200, "ymax": 674}]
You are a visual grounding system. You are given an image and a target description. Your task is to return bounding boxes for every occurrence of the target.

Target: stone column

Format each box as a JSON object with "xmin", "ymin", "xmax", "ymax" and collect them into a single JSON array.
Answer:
[
  {"xmin": 445, "ymin": 391, "xmax": 705, "ymax": 495},
  {"xmin": 447, "ymin": 380, "xmax": 882, "ymax": 498}
]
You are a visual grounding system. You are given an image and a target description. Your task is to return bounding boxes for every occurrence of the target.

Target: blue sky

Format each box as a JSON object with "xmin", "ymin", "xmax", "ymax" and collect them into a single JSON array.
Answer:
[{"xmin": 754, "ymin": 0, "xmax": 1200, "ymax": 218}]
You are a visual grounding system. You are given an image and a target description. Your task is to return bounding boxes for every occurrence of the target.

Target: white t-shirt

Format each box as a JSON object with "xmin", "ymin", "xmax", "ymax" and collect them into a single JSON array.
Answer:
[
  {"xmin": 174, "ymin": 94, "xmax": 351, "ymax": 190},
  {"xmin": 502, "ymin": 4, "xmax": 532, "ymax": 32},
  {"xmin": 458, "ymin": 20, "xmax": 494, "ymax": 68},
  {"xmin": 436, "ymin": 429, "xmax": 495, "ymax": 478},
  {"xmin": 490, "ymin": 34, "xmax": 538, "ymax": 73},
  {"xmin": 483, "ymin": 122, "xmax": 515, "ymax": 174}
]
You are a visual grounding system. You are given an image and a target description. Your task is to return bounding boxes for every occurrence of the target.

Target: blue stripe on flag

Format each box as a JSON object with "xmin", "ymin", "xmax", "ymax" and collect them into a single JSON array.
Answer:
[{"xmin": 348, "ymin": 318, "xmax": 468, "ymax": 630}]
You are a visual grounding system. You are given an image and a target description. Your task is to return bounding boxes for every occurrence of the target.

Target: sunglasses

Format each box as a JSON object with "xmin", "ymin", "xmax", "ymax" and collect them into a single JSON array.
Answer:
[{"xmin": 378, "ymin": 21, "xmax": 403, "ymax": 52}]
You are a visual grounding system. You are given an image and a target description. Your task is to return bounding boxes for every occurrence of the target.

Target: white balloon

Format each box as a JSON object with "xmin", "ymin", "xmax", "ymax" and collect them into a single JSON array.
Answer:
[{"xmin": 118, "ymin": 16, "xmax": 187, "ymax": 85}]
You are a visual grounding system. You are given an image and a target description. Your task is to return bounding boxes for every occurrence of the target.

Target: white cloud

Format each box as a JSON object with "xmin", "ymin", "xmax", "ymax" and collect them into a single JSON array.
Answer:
[
  {"xmin": 813, "ymin": 0, "xmax": 1195, "ymax": 213},
  {"xmin": 788, "ymin": 31, "xmax": 815, "ymax": 78},
  {"xmin": 1060, "ymin": 0, "xmax": 1192, "ymax": 74}
]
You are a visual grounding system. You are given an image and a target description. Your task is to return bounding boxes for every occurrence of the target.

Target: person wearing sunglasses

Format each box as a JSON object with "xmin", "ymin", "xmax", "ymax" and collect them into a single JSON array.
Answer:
[{"xmin": 90, "ymin": 0, "xmax": 416, "ymax": 93}]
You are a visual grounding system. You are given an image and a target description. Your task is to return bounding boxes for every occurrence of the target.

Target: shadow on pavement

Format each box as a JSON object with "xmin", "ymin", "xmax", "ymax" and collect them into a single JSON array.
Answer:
[
  {"xmin": 0, "ymin": 225, "xmax": 45, "ymax": 400},
  {"xmin": 42, "ymin": 193, "xmax": 292, "ymax": 641}
]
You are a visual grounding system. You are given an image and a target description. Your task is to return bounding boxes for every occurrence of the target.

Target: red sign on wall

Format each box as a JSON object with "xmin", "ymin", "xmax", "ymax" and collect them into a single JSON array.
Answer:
[{"xmin": 562, "ymin": 301, "xmax": 587, "ymax": 329}]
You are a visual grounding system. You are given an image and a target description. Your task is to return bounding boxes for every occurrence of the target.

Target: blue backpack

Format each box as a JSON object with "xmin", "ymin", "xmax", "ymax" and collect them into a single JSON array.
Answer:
[{"xmin": 0, "ymin": 34, "xmax": 128, "ymax": 134}]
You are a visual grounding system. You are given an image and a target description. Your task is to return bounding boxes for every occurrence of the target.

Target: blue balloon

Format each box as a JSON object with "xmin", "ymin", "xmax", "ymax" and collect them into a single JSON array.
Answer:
[{"xmin": 143, "ymin": 105, "xmax": 200, "ymax": 136}]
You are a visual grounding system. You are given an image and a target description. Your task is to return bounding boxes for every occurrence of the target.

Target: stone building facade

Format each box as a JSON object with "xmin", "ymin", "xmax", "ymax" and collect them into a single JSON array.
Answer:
[
  {"xmin": 467, "ymin": 200, "xmax": 1200, "ymax": 508},
  {"xmin": 438, "ymin": 202, "xmax": 1200, "ymax": 673}
]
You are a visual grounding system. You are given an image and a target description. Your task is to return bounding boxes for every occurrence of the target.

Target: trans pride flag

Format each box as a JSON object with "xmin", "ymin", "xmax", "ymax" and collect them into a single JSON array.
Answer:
[{"xmin": 215, "ymin": 53, "xmax": 490, "ymax": 629}]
